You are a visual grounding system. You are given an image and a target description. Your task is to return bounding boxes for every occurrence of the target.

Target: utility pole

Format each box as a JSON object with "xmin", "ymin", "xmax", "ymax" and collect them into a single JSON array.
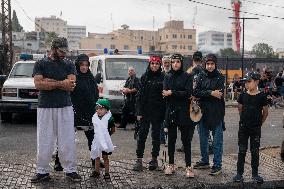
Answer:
[
  {"xmin": 1, "ymin": 0, "xmax": 12, "ymax": 75},
  {"xmin": 229, "ymin": 16, "xmax": 258, "ymax": 77}
]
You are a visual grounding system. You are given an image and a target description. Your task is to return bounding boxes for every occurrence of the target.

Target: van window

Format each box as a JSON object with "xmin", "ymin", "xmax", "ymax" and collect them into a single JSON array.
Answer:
[
  {"xmin": 10, "ymin": 63, "xmax": 35, "ymax": 78},
  {"xmin": 105, "ymin": 58, "xmax": 148, "ymax": 80}
]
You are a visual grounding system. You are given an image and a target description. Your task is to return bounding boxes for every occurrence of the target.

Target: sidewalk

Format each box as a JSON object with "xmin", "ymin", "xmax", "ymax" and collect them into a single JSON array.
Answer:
[{"xmin": 0, "ymin": 148, "xmax": 283, "ymax": 189}]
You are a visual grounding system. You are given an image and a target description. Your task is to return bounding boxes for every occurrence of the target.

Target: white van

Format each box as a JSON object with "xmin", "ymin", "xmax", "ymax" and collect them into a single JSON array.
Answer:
[
  {"xmin": 89, "ymin": 54, "xmax": 149, "ymax": 114},
  {"xmin": 0, "ymin": 60, "xmax": 38, "ymax": 122}
]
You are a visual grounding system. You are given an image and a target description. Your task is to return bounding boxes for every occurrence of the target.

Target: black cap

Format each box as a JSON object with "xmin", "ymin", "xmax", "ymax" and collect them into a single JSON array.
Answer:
[
  {"xmin": 205, "ymin": 53, "xmax": 217, "ymax": 63},
  {"xmin": 193, "ymin": 51, "xmax": 202, "ymax": 60},
  {"xmin": 51, "ymin": 37, "xmax": 68, "ymax": 52},
  {"xmin": 241, "ymin": 71, "xmax": 261, "ymax": 81}
]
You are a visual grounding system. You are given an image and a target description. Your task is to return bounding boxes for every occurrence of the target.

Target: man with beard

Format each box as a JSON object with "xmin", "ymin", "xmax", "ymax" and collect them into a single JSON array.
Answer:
[{"xmin": 31, "ymin": 37, "xmax": 81, "ymax": 182}]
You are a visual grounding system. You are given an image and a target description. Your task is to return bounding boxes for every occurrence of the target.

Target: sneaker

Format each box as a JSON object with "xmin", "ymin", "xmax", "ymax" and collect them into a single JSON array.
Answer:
[
  {"xmin": 186, "ymin": 166, "xmax": 194, "ymax": 178},
  {"xmin": 90, "ymin": 170, "xmax": 100, "ymax": 178},
  {"xmin": 54, "ymin": 163, "xmax": 63, "ymax": 171},
  {"xmin": 233, "ymin": 174, "xmax": 244, "ymax": 182},
  {"xmin": 209, "ymin": 166, "xmax": 222, "ymax": 176},
  {"xmin": 193, "ymin": 161, "xmax": 210, "ymax": 169},
  {"xmin": 133, "ymin": 159, "xmax": 143, "ymax": 171},
  {"xmin": 165, "ymin": 164, "xmax": 175, "ymax": 175},
  {"xmin": 252, "ymin": 175, "xmax": 264, "ymax": 183},
  {"xmin": 31, "ymin": 173, "xmax": 50, "ymax": 183},
  {"xmin": 66, "ymin": 172, "xmax": 82, "ymax": 182},
  {"xmin": 148, "ymin": 159, "xmax": 158, "ymax": 171}
]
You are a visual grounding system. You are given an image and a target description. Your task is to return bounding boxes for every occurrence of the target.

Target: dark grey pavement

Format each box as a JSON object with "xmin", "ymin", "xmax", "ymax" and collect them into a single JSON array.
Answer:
[{"xmin": 0, "ymin": 107, "xmax": 283, "ymax": 188}]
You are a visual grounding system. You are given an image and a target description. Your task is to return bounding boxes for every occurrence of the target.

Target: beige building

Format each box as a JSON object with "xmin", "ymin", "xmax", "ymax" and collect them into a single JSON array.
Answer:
[
  {"xmin": 35, "ymin": 16, "xmax": 67, "ymax": 37},
  {"xmin": 80, "ymin": 20, "xmax": 196, "ymax": 55}
]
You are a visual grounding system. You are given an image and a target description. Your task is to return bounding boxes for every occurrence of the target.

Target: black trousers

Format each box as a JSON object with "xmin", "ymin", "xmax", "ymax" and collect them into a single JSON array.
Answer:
[
  {"xmin": 168, "ymin": 124, "xmax": 195, "ymax": 167},
  {"xmin": 136, "ymin": 119, "xmax": 162, "ymax": 158},
  {"xmin": 120, "ymin": 102, "xmax": 135, "ymax": 128},
  {"xmin": 237, "ymin": 125, "xmax": 261, "ymax": 176}
]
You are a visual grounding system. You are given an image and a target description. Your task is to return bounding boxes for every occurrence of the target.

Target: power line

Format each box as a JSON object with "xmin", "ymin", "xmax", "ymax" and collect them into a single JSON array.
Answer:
[
  {"xmin": 188, "ymin": 0, "xmax": 284, "ymax": 20},
  {"xmin": 242, "ymin": 0, "xmax": 284, "ymax": 9}
]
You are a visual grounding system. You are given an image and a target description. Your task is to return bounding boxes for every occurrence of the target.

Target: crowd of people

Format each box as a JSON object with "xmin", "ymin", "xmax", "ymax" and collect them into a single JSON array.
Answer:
[{"xmin": 31, "ymin": 37, "xmax": 270, "ymax": 184}]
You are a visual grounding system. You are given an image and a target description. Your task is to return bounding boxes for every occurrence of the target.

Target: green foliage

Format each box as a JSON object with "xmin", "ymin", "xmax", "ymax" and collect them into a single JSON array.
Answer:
[
  {"xmin": 12, "ymin": 10, "xmax": 23, "ymax": 32},
  {"xmin": 220, "ymin": 48, "xmax": 240, "ymax": 57},
  {"xmin": 251, "ymin": 43, "xmax": 278, "ymax": 58}
]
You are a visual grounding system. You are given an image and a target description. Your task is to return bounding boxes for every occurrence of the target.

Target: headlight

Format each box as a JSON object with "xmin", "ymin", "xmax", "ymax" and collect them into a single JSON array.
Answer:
[{"xmin": 2, "ymin": 88, "xmax": 17, "ymax": 97}]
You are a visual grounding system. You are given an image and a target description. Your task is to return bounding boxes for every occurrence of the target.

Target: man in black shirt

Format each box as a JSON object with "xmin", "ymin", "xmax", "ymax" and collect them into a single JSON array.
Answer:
[
  {"xmin": 119, "ymin": 67, "xmax": 140, "ymax": 129},
  {"xmin": 233, "ymin": 71, "xmax": 268, "ymax": 183}
]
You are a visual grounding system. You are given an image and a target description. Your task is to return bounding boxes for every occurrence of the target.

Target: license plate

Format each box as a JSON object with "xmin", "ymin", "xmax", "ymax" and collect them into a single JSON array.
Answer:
[{"xmin": 29, "ymin": 103, "xmax": 38, "ymax": 110}]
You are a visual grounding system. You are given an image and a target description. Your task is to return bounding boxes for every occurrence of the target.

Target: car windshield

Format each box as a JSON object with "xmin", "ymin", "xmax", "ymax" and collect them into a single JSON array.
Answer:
[
  {"xmin": 105, "ymin": 58, "xmax": 148, "ymax": 80},
  {"xmin": 9, "ymin": 63, "xmax": 35, "ymax": 78}
]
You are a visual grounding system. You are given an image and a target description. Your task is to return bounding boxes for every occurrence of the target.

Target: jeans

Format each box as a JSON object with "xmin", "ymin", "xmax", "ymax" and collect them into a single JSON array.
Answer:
[
  {"xmin": 237, "ymin": 126, "xmax": 261, "ymax": 176},
  {"xmin": 198, "ymin": 119, "xmax": 223, "ymax": 168},
  {"xmin": 136, "ymin": 119, "xmax": 162, "ymax": 158},
  {"xmin": 168, "ymin": 125, "xmax": 195, "ymax": 167},
  {"xmin": 160, "ymin": 121, "xmax": 166, "ymax": 143}
]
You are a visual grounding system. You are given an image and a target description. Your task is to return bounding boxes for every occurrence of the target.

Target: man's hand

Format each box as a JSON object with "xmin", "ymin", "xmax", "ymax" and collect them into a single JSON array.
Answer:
[
  {"xmin": 211, "ymin": 90, "xmax": 223, "ymax": 99},
  {"xmin": 59, "ymin": 79, "xmax": 76, "ymax": 91},
  {"xmin": 122, "ymin": 88, "xmax": 131, "ymax": 94},
  {"xmin": 162, "ymin": 90, "xmax": 172, "ymax": 97}
]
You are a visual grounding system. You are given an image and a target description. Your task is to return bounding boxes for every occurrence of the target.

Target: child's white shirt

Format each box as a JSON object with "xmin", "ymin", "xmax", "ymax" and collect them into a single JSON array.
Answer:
[{"xmin": 90, "ymin": 111, "xmax": 114, "ymax": 159}]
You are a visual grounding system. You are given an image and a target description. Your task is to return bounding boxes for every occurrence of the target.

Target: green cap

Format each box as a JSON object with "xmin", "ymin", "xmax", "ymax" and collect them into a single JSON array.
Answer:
[{"xmin": 96, "ymin": 98, "xmax": 111, "ymax": 110}]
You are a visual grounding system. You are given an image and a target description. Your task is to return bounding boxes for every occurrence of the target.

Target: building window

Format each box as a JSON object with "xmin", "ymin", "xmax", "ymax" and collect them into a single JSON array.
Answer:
[
  {"xmin": 184, "ymin": 34, "xmax": 185, "ymax": 38},
  {"xmin": 188, "ymin": 35, "xmax": 192, "ymax": 39},
  {"xmin": 160, "ymin": 36, "xmax": 162, "ymax": 40},
  {"xmin": 96, "ymin": 44, "xmax": 102, "ymax": 49},
  {"xmin": 141, "ymin": 36, "xmax": 143, "ymax": 40},
  {"xmin": 173, "ymin": 34, "xmax": 177, "ymax": 39},
  {"xmin": 180, "ymin": 34, "xmax": 183, "ymax": 38},
  {"xmin": 166, "ymin": 45, "xmax": 168, "ymax": 49},
  {"xmin": 172, "ymin": 45, "xmax": 177, "ymax": 49},
  {"xmin": 180, "ymin": 45, "xmax": 182, "ymax": 49},
  {"xmin": 110, "ymin": 44, "xmax": 116, "ymax": 49},
  {"xmin": 166, "ymin": 35, "xmax": 168, "ymax": 39},
  {"xmin": 183, "ymin": 45, "xmax": 185, "ymax": 49},
  {"xmin": 124, "ymin": 45, "xmax": 129, "ymax": 50},
  {"xmin": 152, "ymin": 36, "xmax": 154, "ymax": 40},
  {"xmin": 188, "ymin": 45, "xmax": 192, "ymax": 50}
]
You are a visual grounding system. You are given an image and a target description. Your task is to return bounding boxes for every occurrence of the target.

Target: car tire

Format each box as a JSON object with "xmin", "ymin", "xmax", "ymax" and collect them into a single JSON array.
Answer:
[{"xmin": 0, "ymin": 112, "xmax": 12, "ymax": 123}]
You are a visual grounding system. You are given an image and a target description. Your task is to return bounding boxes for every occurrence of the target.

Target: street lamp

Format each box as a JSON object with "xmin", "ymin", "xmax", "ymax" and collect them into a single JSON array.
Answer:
[{"xmin": 229, "ymin": 17, "xmax": 259, "ymax": 77}]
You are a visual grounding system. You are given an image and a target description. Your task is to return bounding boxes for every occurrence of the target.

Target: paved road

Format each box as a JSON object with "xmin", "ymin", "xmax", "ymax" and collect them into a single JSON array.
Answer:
[
  {"xmin": 0, "ymin": 107, "xmax": 283, "ymax": 188},
  {"xmin": 0, "ymin": 107, "xmax": 283, "ymax": 163}
]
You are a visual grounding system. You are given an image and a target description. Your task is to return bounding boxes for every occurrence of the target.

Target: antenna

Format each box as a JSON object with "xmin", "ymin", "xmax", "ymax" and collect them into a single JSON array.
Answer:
[
  {"xmin": 111, "ymin": 13, "xmax": 114, "ymax": 31},
  {"xmin": 168, "ymin": 3, "xmax": 172, "ymax": 21},
  {"xmin": 192, "ymin": 6, "xmax": 197, "ymax": 28}
]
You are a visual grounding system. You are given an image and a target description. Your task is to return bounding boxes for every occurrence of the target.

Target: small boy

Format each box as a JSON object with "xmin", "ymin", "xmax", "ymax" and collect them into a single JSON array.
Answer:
[
  {"xmin": 233, "ymin": 71, "xmax": 268, "ymax": 183},
  {"xmin": 90, "ymin": 99, "xmax": 115, "ymax": 179}
]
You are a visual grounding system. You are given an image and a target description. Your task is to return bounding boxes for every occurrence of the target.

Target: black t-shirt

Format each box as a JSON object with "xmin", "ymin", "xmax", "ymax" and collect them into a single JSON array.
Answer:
[
  {"xmin": 274, "ymin": 77, "xmax": 283, "ymax": 87},
  {"xmin": 238, "ymin": 92, "xmax": 268, "ymax": 127},
  {"xmin": 33, "ymin": 57, "xmax": 77, "ymax": 108}
]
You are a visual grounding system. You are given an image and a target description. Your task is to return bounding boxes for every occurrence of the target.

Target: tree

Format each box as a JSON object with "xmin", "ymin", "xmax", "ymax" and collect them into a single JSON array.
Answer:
[
  {"xmin": 45, "ymin": 32, "xmax": 59, "ymax": 47},
  {"xmin": 251, "ymin": 43, "xmax": 278, "ymax": 58},
  {"xmin": 12, "ymin": 10, "xmax": 23, "ymax": 32},
  {"xmin": 220, "ymin": 48, "xmax": 240, "ymax": 57}
]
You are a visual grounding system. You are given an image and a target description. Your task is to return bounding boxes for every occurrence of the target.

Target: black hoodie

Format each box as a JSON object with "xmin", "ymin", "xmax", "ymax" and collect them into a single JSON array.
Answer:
[
  {"xmin": 71, "ymin": 60, "xmax": 99, "ymax": 126},
  {"xmin": 136, "ymin": 62, "xmax": 165, "ymax": 121},
  {"xmin": 163, "ymin": 60, "xmax": 193, "ymax": 127}
]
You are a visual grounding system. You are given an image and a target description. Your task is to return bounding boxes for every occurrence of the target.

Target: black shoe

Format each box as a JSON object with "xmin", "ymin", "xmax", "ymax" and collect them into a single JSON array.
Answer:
[
  {"xmin": 66, "ymin": 172, "xmax": 82, "ymax": 182},
  {"xmin": 252, "ymin": 175, "xmax": 264, "ymax": 184},
  {"xmin": 104, "ymin": 173, "xmax": 111, "ymax": 180},
  {"xmin": 193, "ymin": 161, "xmax": 210, "ymax": 169},
  {"xmin": 31, "ymin": 173, "xmax": 50, "ymax": 183},
  {"xmin": 148, "ymin": 159, "xmax": 158, "ymax": 170},
  {"xmin": 209, "ymin": 166, "xmax": 222, "ymax": 176},
  {"xmin": 133, "ymin": 159, "xmax": 143, "ymax": 171},
  {"xmin": 233, "ymin": 174, "xmax": 244, "ymax": 182},
  {"xmin": 54, "ymin": 163, "xmax": 63, "ymax": 171},
  {"xmin": 100, "ymin": 160, "xmax": 105, "ymax": 168},
  {"xmin": 90, "ymin": 170, "xmax": 100, "ymax": 178}
]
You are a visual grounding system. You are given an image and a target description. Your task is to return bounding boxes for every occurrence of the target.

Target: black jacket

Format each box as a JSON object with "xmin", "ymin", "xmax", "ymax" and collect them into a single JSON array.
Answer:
[
  {"xmin": 164, "ymin": 70, "xmax": 193, "ymax": 126},
  {"xmin": 136, "ymin": 68, "xmax": 165, "ymax": 122},
  {"xmin": 71, "ymin": 68, "xmax": 99, "ymax": 127},
  {"xmin": 193, "ymin": 69, "xmax": 225, "ymax": 129},
  {"xmin": 123, "ymin": 76, "xmax": 140, "ymax": 111}
]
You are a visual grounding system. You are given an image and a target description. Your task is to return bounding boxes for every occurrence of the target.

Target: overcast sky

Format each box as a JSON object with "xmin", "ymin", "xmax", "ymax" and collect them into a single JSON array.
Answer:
[{"xmin": 12, "ymin": 0, "xmax": 284, "ymax": 51}]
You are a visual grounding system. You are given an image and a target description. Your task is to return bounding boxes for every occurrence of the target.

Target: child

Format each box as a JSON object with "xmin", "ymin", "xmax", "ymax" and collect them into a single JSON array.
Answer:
[
  {"xmin": 90, "ymin": 99, "xmax": 115, "ymax": 179},
  {"xmin": 233, "ymin": 71, "xmax": 268, "ymax": 183}
]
